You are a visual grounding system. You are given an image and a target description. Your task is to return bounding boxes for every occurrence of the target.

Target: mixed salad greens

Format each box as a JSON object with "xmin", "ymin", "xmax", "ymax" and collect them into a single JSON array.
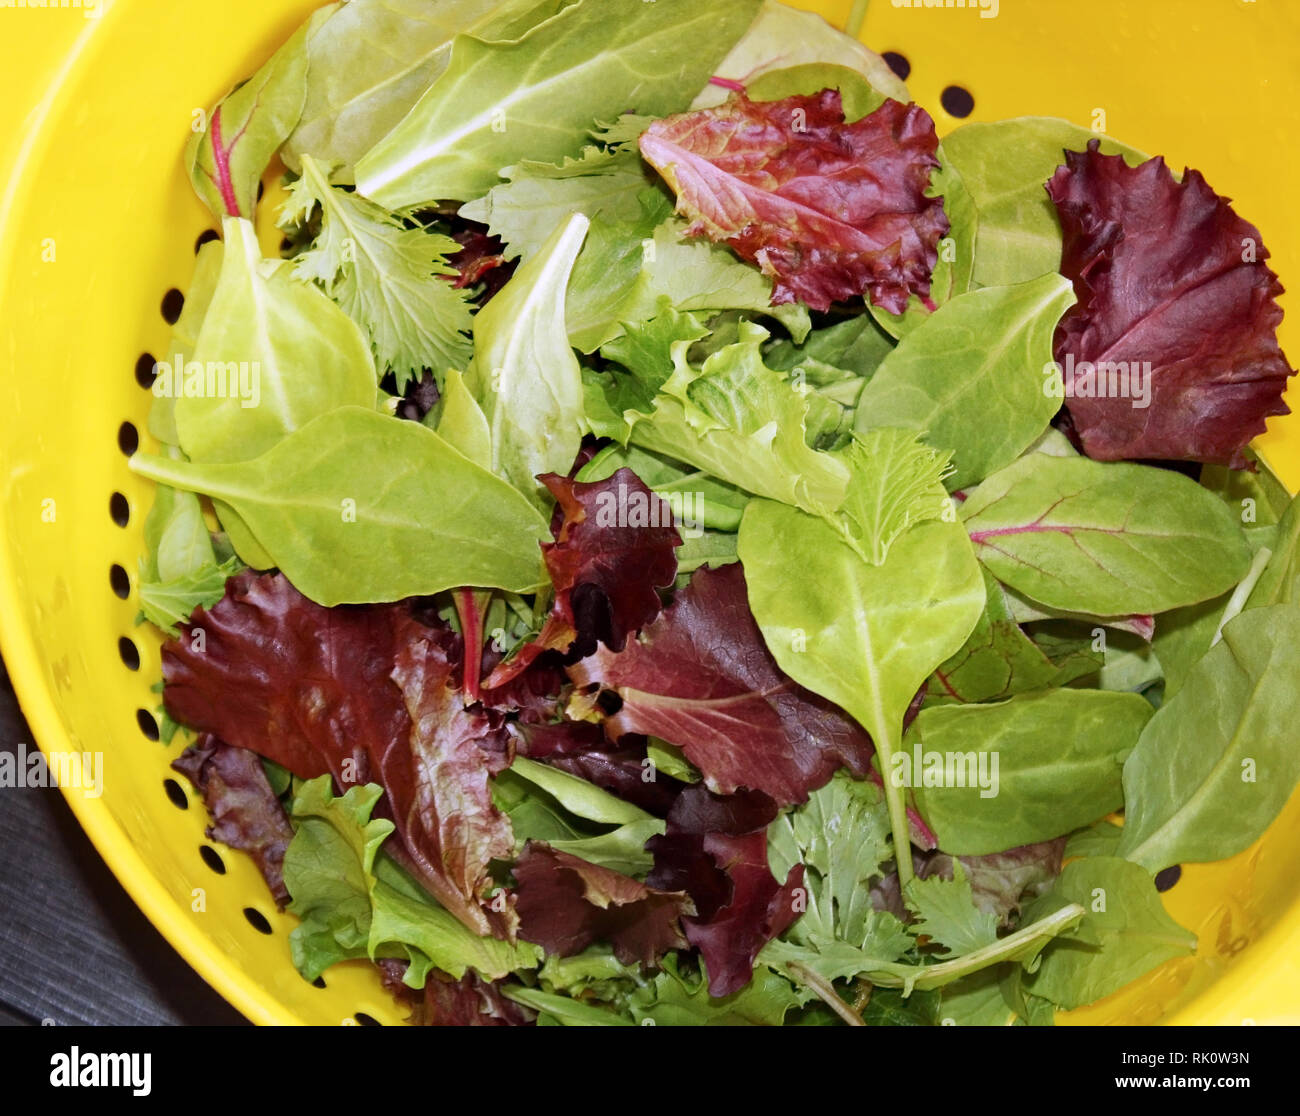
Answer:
[{"xmin": 133, "ymin": 0, "xmax": 1300, "ymax": 1027}]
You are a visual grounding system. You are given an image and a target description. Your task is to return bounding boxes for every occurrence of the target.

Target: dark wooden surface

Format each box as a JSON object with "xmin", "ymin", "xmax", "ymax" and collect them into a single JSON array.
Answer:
[{"xmin": 0, "ymin": 656, "xmax": 246, "ymax": 1027}]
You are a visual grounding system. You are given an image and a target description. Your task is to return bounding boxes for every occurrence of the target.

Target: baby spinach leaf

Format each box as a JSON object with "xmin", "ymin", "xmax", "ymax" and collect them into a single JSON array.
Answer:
[
  {"xmin": 185, "ymin": 8, "xmax": 327, "ymax": 220},
  {"xmin": 131, "ymin": 406, "xmax": 550, "ymax": 606},
  {"xmin": 283, "ymin": 0, "xmax": 567, "ymax": 180},
  {"xmin": 744, "ymin": 62, "xmax": 889, "ymax": 122},
  {"xmin": 1021, "ymin": 857, "xmax": 1195, "ymax": 1010},
  {"xmin": 433, "ymin": 368, "xmax": 492, "ymax": 470},
  {"xmin": 627, "ymin": 321, "xmax": 851, "ymax": 518},
  {"xmin": 354, "ymin": 0, "xmax": 762, "ymax": 207},
  {"xmin": 176, "ymin": 217, "xmax": 377, "ymax": 466},
  {"xmin": 1246, "ymin": 492, "xmax": 1300, "ymax": 610},
  {"xmin": 908, "ymin": 690, "xmax": 1152, "ymax": 855},
  {"xmin": 464, "ymin": 214, "xmax": 589, "ymax": 510},
  {"xmin": 282, "ymin": 155, "xmax": 473, "ymax": 390},
  {"xmin": 739, "ymin": 498, "xmax": 984, "ymax": 886},
  {"xmin": 938, "ymin": 969, "xmax": 1016, "ymax": 1026},
  {"xmin": 941, "ymin": 117, "xmax": 1148, "ymax": 288},
  {"xmin": 855, "ymin": 275, "xmax": 1076, "ymax": 490},
  {"xmin": 960, "ymin": 454, "xmax": 1252, "ymax": 615},
  {"xmin": 149, "ymin": 239, "xmax": 225, "ymax": 446},
  {"xmin": 1116, "ymin": 604, "xmax": 1300, "ymax": 873}
]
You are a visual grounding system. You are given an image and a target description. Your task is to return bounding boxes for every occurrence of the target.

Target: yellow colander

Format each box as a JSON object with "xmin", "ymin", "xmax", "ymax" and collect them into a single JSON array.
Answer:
[{"xmin": 1, "ymin": 0, "xmax": 1297, "ymax": 1026}]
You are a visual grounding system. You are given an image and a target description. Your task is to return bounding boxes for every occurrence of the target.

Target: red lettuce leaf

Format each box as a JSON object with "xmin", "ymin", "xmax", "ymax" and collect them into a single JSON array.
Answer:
[
  {"xmin": 1048, "ymin": 141, "xmax": 1294, "ymax": 467},
  {"xmin": 515, "ymin": 719, "xmax": 687, "ymax": 817},
  {"xmin": 163, "ymin": 572, "xmax": 515, "ymax": 937},
  {"xmin": 514, "ymin": 842, "xmax": 693, "ymax": 966},
  {"xmin": 569, "ymin": 563, "xmax": 873, "ymax": 806},
  {"xmin": 487, "ymin": 468, "xmax": 680, "ymax": 689},
  {"xmin": 647, "ymin": 785, "xmax": 803, "ymax": 997},
  {"xmin": 172, "ymin": 734, "xmax": 294, "ymax": 908},
  {"xmin": 378, "ymin": 959, "xmax": 534, "ymax": 1026},
  {"xmin": 639, "ymin": 91, "xmax": 947, "ymax": 314},
  {"xmin": 447, "ymin": 218, "xmax": 514, "ymax": 302}
]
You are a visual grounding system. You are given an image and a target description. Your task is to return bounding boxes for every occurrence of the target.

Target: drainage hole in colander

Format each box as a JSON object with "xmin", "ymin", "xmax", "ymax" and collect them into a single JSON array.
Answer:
[
  {"xmin": 118, "ymin": 636, "xmax": 140, "ymax": 671},
  {"xmin": 195, "ymin": 229, "xmax": 219, "ymax": 253},
  {"xmin": 110, "ymin": 491, "xmax": 130, "ymax": 528},
  {"xmin": 134, "ymin": 352, "xmax": 158, "ymax": 390},
  {"xmin": 135, "ymin": 708, "xmax": 159, "ymax": 741},
  {"xmin": 940, "ymin": 85, "xmax": 975, "ymax": 118},
  {"xmin": 199, "ymin": 845, "xmax": 227, "ymax": 875},
  {"xmin": 243, "ymin": 908, "xmax": 274, "ymax": 935},
  {"xmin": 312, "ymin": 977, "xmax": 327, "ymax": 990},
  {"xmin": 110, "ymin": 564, "xmax": 131, "ymax": 600},
  {"xmin": 160, "ymin": 288, "xmax": 185, "ymax": 325},
  {"xmin": 117, "ymin": 421, "xmax": 139, "ymax": 457},
  {"xmin": 1154, "ymin": 864, "xmax": 1182, "ymax": 892},
  {"xmin": 354, "ymin": 1012, "xmax": 382, "ymax": 1027},
  {"xmin": 163, "ymin": 778, "xmax": 189, "ymax": 810},
  {"xmin": 881, "ymin": 51, "xmax": 910, "ymax": 81}
]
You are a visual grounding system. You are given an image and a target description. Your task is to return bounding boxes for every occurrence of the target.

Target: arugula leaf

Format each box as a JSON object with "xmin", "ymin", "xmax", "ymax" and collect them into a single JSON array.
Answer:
[
  {"xmin": 1116, "ymin": 604, "xmax": 1300, "ymax": 873},
  {"xmin": 960, "ymin": 454, "xmax": 1252, "ymax": 616},
  {"xmin": 640, "ymin": 92, "xmax": 947, "ymax": 314},
  {"xmin": 739, "ymin": 481, "xmax": 985, "ymax": 886},
  {"xmin": 284, "ymin": 777, "xmax": 541, "ymax": 986},
  {"xmin": 459, "ymin": 142, "xmax": 651, "ymax": 262},
  {"xmin": 626, "ymin": 321, "xmax": 851, "ymax": 517},
  {"xmin": 691, "ymin": 0, "xmax": 908, "ymax": 109},
  {"xmin": 132, "ymin": 407, "xmax": 550, "ymax": 606},
  {"xmin": 185, "ymin": 8, "xmax": 327, "ymax": 219},
  {"xmin": 463, "ymin": 214, "xmax": 589, "ymax": 509},
  {"xmin": 1022, "ymin": 857, "xmax": 1195, "ymax": 1010},
  {"xmin": 855, "ymin": 275, "xmax": 1076, "ymax": 490},
  {"xmin": 281, "ymin": 155, "xmax": 473, "ymax": 390},
  {"xmin": 175, "ymin": 217, "xmax": 377, "ymax": 467},
  {"xmin": 907, "ymin": 690, "xmax": 1153, "ymax": 855},
  {"xmin": 907, "ymin": 864, "xmax": 998, "ymax": 959},
  {"xmin": 941, "ymin": 117, "xmax": 1148, "ymax": 288},
  {"xmin": 354, "ymin": 0, "xmax": 762, "ymax": 207},
  {"xmin": 282, "ymin": 0, "xmax": 567, "ymax": 179}
]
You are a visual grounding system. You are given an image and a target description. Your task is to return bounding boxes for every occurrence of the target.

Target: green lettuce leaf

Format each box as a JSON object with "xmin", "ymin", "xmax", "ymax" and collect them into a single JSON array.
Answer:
[{"xmin": 354, "ymin": 0, "xmax": 763, "ymax": 207}]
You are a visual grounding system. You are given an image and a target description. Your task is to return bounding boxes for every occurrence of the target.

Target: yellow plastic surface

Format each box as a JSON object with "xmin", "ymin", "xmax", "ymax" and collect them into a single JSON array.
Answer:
[{"xmin": 0, "ymin": 0, "xmax": 1297, "ymax": 1026}]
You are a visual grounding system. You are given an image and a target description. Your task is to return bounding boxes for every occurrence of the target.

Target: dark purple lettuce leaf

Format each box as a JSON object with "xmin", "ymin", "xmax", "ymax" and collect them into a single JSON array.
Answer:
[
  {"xmin": 514, "ymin": 719, "xmax": 687, "ymax": 817},
  {"xmin": 486, "ymin": 468, "xmax": 680, "ymax": 690},
  {"xmin": 648, "ymin": 785, "xmax": 803, "ymax": 997},
  {"xmin": 163, "ymin": 572, "xmax": 515, "ymax": 937},
  {"xmin": 377, "ymin": 959, "xmax": 534, "ymax": 1027},
  {"xmin": 640, "ymin": 92, "xmax": 947, "ymax": 314},
  {"xmin": 514, "ymin": 842, "xmax": 693, "ymax": 966},
  {"xmin": 1049, "ymin": 141, "xmax": 1294, "ymax": 467},
  {"xmin": 172, "ymin": 734, "xmax": 294, "ymax": 908},
  {"xmin": 569, "ymin": 563, "xmax": 873, "ymax": 806}
]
